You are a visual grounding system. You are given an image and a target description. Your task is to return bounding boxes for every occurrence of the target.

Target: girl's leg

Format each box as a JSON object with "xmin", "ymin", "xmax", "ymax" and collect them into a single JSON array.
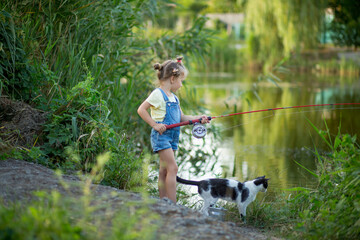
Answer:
[
  {"xmin": 158, "ymin": 148, "xmax": 178, "ymax": 203},
  {"xmin": 158, "ymin": 164, "xmax": 167, "ymax": 199}
]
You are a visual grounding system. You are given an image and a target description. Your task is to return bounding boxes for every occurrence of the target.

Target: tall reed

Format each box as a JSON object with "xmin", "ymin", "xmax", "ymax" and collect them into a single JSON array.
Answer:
[
  {"xmin": 2, "ymin": 0, "xmax": 216, "ymax": 190},
  {"xmin": 220, "ymin": 120, "xmax": 360, "ymax": 239},
  {"xmin": 289, "ymin": 120, "xmax": 360, "ymax": 239}
]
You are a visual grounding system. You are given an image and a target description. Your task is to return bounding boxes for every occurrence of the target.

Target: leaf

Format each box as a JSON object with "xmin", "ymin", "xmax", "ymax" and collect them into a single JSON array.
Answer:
[
  {"xmin": 268, "ymin": 72, "xmax": 282, "ymax": 82},
  {"xmin": 305, "ymin": 116, "xmax": 333, "ymax": 150},
  {"xmin": 266, "ymin": 76, "xmax": 281, "ymax": 89},
  {"xmin": 275, "ymin": 66, "xmax": 291, "ymax": 74},
  {"xmin": 252, "ymin": 90, "xmax": 262, "ymax": 103},
  {"xmin": 334, "ymin": 135, "xmax": 341, "ymax": 149},
  {"xmin": 323, "ymin": 119, "xmax": 333, "ymax": 146},
  {"xmin": 294, "ymin": 159, "xmax": 319, "ymax": 178}
]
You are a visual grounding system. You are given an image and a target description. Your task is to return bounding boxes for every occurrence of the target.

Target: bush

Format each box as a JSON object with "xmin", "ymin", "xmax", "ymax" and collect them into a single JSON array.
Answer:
[
  {"xmin": 0, "ymin": 193, "xmax": 86, "ymax": 240},
  {"xmin": 2, "ymin": 0, "xmax": 216, "ymax": 192},
  {"xmin": 0, "ymin": 155, "xmax": 159, "ymax": 240},
  {"xmin": 0, "ymin": 190, "xmax": 159, "ymax": 240},
  {"xmin": 35, "ymin": 68, "xmax": 143, "ymax": 189},
  {"xmin": 0, "ymin": 11, "xmax": 37, "ymax": 101},
  {"xmin": 224, "ymin": 124, "xmax": 360, "ymax": 239},
  {"xmin": 292, "ymin": 133, "xmax": 360, "ymax": 239}
]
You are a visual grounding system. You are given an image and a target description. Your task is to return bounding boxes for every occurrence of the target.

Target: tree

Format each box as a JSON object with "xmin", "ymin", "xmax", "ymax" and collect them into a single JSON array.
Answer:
[
  {"xmin": 245, "ymin": 0, "xmax": 327, "ymax": 65},
  {"xmin": 328, "ymin": 0, "xmax": 360, "ymax": 49}
]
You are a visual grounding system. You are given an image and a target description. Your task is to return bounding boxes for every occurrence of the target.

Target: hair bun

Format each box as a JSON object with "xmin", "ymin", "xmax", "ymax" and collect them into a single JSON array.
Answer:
[{"xmin": 154, "ymin": 63, "xmax": 161, "ymax": 70}]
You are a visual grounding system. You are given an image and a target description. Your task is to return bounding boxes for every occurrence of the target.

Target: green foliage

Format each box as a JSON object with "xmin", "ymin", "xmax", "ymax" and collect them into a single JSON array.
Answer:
[
  {"xmin": 1, "ymin": 0, "xmax": 216, "ymax": 192},
  {"xmin": 0, "ymin": 191, "xmax": 159, "ymax": 240},
  {"xmin": 221, "ymin": 121, "xmax": 360, "ymax": 239},
  {"xmin": 150, "ymin": 16, "xmax": 215, "ymax": 63},
  {"xmin": 0, "ymin": 10, "xmax": 37, "ymax": 101},
  {"xmin": 286, "ymin": 54, "xmax": 360, "ymax": 77},
  {"xmin": 177, "ymin": 128, "xmax": 219, "ymax": 176},
  {"xmin": 101, "ymin": 147, "xmax": 143, "ymax": 190},
  {"xmin": 245, "ymin": 0, "xmax": 328, "ymax": 65},
  {"xmin": 22, "ymin": 147, "xmax": 49, "ymax": 166},
  {"xmin": 328, "ymin": 0, "xmax": 360, "ymax": 49},
  {"xmin": 292, "ymin": 132, "xmax": 360, "ymax": 239},
  {"xmin": 178, "ymin": 0, "xmax": 246, "ymax": 14},
  {"xmin": 265, "ymin": 121, "xmax": 360, "ymax": 239},
  {"xmin": 0, "ymin": 148, "xmax": 23, "ymax": 160},
  {"xmin": 189, "ymin": 2, "xmax": 208, "ymax": 15},
  {"xmin": 0, "ymin": 154, "xmax": 159, "ymax": 239},
  {"xmin": 0, "ymin": 192, "xmax": 86, "ymax": 239},
  {"xmin": 7, "ymin": 0, "xmax": 144, "ymax": 89},
  {"xmin": 316, "ymin": 57, "xmax": 360, "ymax": 77},
  {"xmin": 194, "ymin": 33, "xmax": 246, "ymax": 72},
  {"xmin": 36, "ymin": 68, "xmax": 142, "ymax": 189},
  {"xmin": 42, "ymin": 70, "xmax": 107, "ymax": 167},
  {"xmin": 246, "ymin": 33, "xmax": 260, "ymax": 61}
]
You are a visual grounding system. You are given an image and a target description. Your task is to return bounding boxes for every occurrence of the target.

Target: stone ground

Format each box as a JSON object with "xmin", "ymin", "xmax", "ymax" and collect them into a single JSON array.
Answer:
[{"xmin": 0, "ymin": 159, "xmax": 281, "ymax": 240}]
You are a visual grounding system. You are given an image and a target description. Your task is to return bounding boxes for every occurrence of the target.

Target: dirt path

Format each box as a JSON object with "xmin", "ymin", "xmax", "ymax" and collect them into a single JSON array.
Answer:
[{"xmin": 0, "ymin": 159, "xmax": 280, "ymax": 240}]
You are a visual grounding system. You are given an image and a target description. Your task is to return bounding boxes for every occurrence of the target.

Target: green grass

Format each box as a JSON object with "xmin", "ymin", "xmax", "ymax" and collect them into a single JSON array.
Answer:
[
  {"xmin": 0, "ymin": 189, "xmax": 160, "ymax": 240},
  {"xmin": 0, "ymin": 154, "xmax": 161, "ymax": 240},
  {"xmin": 1, "ymin": 0, "xmax": 215, "ymax": 190},
  {"xmin": 219, "ymin": 121, "xmax": 360, "ymax": 239}
]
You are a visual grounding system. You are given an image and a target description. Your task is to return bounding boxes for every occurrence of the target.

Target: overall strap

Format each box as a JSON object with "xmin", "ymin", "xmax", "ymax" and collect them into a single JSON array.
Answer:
[
  {"xmin": 157, "ymin": 88, "xmax": 169, "ymax": 102},
  {"xmin": 173, "ymin": 94, "xmax": 179, "ymax": 104}
]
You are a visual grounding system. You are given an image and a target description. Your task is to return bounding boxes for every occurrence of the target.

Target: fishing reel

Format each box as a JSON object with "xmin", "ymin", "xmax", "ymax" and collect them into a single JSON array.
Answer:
[{"xmin": 192, "ymin": 122, "xmax": 207, "ymax": 138}]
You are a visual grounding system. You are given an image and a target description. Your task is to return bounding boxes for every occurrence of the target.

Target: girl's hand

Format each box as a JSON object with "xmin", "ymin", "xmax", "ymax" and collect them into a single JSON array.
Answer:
[
  {"xmin": 153, "ymin": 123, "xmax": 167, "ymax": 134},
  {"xmin": 200, "ymin": 115, "xmax": 211, "ymax": 124}
]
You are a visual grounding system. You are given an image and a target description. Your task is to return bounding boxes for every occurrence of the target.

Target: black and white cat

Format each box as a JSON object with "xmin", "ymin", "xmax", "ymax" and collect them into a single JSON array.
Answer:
[{"xmin": 176, "ymin": 176, "xmax": 269, "ymax": 220}]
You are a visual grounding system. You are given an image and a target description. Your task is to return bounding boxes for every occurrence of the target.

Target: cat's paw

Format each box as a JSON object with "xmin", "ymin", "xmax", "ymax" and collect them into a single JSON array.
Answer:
[
  {"xmin": 201, "ymin": 209, "xmax": 209, "ymax": 216},
  {"xmin": 241, "ymin": 214, "xmax": 247, "ymax": 223}
]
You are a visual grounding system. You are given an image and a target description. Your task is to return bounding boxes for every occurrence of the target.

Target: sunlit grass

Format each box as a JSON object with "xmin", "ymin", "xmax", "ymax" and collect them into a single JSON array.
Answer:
[
  {"xmin": 186, "ymin": 120, "xmax": 360, "ymax": 239},
  {"xmin": 0, "ymin": 154, "xmax": 161, "ymax": 240}
]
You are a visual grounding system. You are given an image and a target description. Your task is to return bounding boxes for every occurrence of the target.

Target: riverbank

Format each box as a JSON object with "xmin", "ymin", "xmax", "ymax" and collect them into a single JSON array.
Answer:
[{"xmin": 0, "ymin": 159, "xmax": 280, "ymax": 240}]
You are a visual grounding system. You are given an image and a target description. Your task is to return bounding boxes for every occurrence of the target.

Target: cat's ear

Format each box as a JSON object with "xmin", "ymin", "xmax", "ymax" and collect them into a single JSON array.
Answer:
[
  {"xmin": 257, "ymin": 176, "xmax": 265, "ymax": 179},
  {"xmin": 265, "ymin": 178, "xmax": 270, "ymax": 181},
  {"xmin": 254, "ymin": 178, "xmax": 264, "ymax": 185}
]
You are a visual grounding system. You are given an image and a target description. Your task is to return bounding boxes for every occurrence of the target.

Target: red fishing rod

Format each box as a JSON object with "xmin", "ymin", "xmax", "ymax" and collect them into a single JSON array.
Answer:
[{"xmin": 166, "ymin": 103, "xmax": 360, "ymax": 131}]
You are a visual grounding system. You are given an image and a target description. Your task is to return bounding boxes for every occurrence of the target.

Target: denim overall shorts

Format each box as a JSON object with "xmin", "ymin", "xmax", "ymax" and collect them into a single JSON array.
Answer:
[{"xmin": 150, "ymin": 88, "xmax": 181, "ymax": 153}]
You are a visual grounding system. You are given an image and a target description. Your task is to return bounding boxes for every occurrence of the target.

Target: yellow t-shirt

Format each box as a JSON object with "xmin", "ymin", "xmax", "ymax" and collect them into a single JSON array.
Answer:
[{"xmin": 146, "ymin": 89, "xmax": 178, "ymax": 122}]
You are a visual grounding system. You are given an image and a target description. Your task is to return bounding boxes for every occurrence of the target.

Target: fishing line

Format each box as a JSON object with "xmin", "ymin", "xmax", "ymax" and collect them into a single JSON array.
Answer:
[
  {"xmin": 167, "ymin": 103, "xmax": 360, "ymax": 129},
  {"xmin": 165, "ymin": 103, "xmax": 360, "ymax": 138},
  {"xmin": 219, "ymin": 106, "xmax": 360, "ymax": 132},
  {"xmin": 219, "ymin": 114, "xmax": 275, "ymax": 132}
]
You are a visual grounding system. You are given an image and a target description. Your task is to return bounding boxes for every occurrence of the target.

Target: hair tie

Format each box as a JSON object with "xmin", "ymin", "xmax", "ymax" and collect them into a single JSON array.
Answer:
[{"xmin": 176, "ymin": 56, "xmax": 183, "ymax": 63}]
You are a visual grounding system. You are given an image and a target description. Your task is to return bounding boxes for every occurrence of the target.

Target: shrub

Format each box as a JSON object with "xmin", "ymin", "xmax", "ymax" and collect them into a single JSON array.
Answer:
[
  {"xmin": 222, "ymin": 123, "xmax": 360, "ymax": 239},
  {"xmin": 0, "ymin": 154, "xmax": 159, "ymax": 239},
  {"xmin": 293, "ymin": 133, "xmax": 360, "ymax": 239},
  {"xmin": 0, "ymin": 11, "xmax": 37, "ymax": 101},
  {"xmin": 2, "ymin": 0, "xmax": 216, "ymax": 191},
  {"xmin": 0, "ymin": 191, "xmax": 159, "ymax": 240}
]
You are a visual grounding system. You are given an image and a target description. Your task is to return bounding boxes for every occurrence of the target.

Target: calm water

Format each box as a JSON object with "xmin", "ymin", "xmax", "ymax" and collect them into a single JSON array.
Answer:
[{"xmin": 178, "ymin": 71, "xmax": 360, "ymax": 196}]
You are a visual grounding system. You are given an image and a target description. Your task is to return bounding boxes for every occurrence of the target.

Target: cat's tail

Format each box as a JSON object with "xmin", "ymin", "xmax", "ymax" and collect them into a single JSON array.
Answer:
[{"xmin": 176, "ymin": 176, "xmax": 201, "ymax": 186}]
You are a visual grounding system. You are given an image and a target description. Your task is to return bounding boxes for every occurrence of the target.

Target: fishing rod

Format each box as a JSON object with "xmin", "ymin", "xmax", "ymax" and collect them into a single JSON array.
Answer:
[{"xmin": 165, "ymin": 103, "xmax": 360, "ymax": 138}]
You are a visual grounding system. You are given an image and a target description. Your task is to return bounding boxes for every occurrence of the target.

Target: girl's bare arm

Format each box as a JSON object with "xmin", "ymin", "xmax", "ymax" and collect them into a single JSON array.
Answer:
[
  {"xmin": 180, "ymin": 109, "xmax": 210, "ymax": 124},
  {"xmin": 137, "ymin": 101, "xmax": 167, "ymax": 134}
]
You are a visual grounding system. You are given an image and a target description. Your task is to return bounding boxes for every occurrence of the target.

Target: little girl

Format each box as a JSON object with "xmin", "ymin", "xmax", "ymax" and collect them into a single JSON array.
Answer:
[{"xmin": 137, "ymin": 56, "xmax": 209, "ymax": 203}]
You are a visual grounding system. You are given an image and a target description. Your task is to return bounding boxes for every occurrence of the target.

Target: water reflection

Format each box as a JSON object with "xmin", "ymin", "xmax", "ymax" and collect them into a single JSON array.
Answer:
[{"xmin": 181, "ymin": 72, "xmax": 360, "ymax": 192}]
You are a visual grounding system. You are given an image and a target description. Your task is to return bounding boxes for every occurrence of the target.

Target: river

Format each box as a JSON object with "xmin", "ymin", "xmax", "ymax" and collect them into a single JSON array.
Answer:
[{"xmin": 178, "ymin": 70, "xmax": 360, "ymax": 200}]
